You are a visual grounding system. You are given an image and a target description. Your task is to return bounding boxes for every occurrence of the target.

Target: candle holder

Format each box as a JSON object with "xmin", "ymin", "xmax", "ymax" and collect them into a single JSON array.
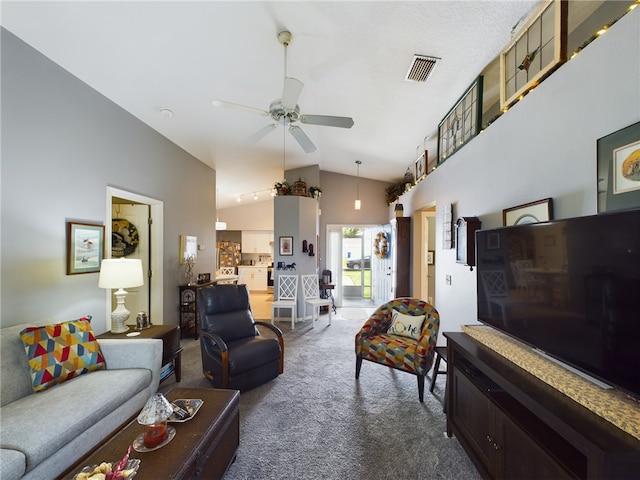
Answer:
[{"xmin": 134, "ymin": 393, "xmax": 176, "ymax": 451}]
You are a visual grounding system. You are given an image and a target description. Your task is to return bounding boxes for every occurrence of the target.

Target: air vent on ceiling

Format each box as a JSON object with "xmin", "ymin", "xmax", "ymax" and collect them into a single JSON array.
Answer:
[{"xmin": 405, "ymin": 55, "xmax": 439, "ymax": 83}]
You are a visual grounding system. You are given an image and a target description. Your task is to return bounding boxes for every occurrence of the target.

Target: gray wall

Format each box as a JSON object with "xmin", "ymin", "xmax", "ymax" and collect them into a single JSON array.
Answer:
[
  {"xmin": 1, "ymin": 29, "xmax": 217, "ymax": 331},
  {"xmin": 405, "ymin": 7, "xmax": 639, "ymax": 342}
]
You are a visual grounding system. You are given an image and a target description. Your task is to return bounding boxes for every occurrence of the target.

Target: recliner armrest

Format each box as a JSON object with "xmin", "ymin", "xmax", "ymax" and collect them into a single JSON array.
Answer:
[
  {"xmin": 255, "ymin": 321, "xmax": 285, "ymax": 372},
  {"xmin": 255, "ymin": 321, "xmax": 283, "ymax": 338}
]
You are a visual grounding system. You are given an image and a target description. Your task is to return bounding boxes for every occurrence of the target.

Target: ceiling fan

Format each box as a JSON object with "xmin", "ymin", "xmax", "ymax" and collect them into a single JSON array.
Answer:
[{"xmin": 212, "ymin": 30, "xmax": 354, "ymax": 153}]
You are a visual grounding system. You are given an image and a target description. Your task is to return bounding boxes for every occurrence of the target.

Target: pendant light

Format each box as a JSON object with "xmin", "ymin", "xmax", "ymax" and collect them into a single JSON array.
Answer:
[
  {"xmin": 215, "ymin": 188, "xmax": 227, "ymax": 230},
  {"xmin": 354, "ymin": 160, "xmax": 362, "ymax": 210}
]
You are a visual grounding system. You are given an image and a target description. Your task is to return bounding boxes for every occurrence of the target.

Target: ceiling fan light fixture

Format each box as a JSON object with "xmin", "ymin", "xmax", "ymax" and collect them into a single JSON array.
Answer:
[
  {"xmin": 405, "ymin": 55, "xmax": 440, "ymax": 83},
  {"xmin": 212, "ymin": 28, "xmax": 353, "ymax": 154}
]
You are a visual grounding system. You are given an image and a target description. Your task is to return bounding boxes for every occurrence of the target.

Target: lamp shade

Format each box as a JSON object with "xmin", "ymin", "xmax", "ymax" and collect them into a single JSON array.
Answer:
[{"xmin": 98, "ymin": 258, "xmax": 144, "ymax": 289}]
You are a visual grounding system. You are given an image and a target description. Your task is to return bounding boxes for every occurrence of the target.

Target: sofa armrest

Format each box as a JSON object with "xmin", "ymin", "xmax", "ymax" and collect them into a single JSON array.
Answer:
[{"xmin": 98, "ymin": 338, "xmax": 163, "ymax": 394}]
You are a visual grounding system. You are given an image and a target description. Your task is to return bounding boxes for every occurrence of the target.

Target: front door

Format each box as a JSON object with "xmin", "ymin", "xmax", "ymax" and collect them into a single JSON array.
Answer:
[{"xmin": 372, "ymin": 224, "xmax": 393, "ymax": 304}]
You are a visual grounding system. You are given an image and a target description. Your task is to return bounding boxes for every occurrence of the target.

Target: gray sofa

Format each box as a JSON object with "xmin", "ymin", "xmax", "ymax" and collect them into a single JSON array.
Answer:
[{"xmin": 0, "ymin": 323, "xmax": 163, "ymax": 480}]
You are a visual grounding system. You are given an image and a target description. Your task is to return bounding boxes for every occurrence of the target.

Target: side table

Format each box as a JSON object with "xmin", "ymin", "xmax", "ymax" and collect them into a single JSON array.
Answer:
[
  {"xmin": 319, "ymin": 283, "xmax": 337, "ymax": 313},
  {"xmin": 98, "ymin": 324, "xmax": 182, "ymax": 383}
]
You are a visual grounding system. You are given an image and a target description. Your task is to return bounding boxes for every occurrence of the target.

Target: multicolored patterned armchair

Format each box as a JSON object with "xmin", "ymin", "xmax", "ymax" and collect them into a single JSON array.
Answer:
[{"xmin": 355, "ymin": 298, "xmax": 440, "ymax": 402}]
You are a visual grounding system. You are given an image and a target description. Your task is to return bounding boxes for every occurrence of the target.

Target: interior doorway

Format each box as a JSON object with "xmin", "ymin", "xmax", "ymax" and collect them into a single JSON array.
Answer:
[
  {"xmin": 417, "ymin": 206, "xmax": 436, "ymax": 306},
  {"xmin": 106, "ymin": 187, "xmax": 164, "ymax": 330}
]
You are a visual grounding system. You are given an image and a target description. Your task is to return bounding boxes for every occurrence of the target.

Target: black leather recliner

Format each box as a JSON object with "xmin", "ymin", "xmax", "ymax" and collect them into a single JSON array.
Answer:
[{"xmin": 198, "ymin": 284, "xmax": 284, "ymax": 391}]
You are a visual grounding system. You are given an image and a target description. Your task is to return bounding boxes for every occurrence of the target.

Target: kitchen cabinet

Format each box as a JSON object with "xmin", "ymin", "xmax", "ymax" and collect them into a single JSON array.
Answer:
[
  {"xmin": 445, "ymin": 332, "xmax": 640, "ymax": 479},
  {"xmin": 237, "ymin": 266, "xmax": 268, "ymax": 292},
  {"xmin": 241, "ymin": 231, "xmax": 273, "ymax": 253}
]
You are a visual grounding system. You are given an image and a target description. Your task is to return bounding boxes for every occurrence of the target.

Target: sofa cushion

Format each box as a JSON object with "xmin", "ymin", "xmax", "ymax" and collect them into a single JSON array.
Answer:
[
  {"xmin": 0, "ymin": 448, "xmax": 26, "ymax": 480},
  {"xmin": 20, "ymin": 317, "xmax": 105, "ymax": 392},
  {"xmin": 388, "ymin": 309, "xmax": 425, "ymax": 340},
  {"xmin": 1, "ymin": 325, "xmax": 37, "ymax": 407},
  {"xmin": 0, "ymin": 368, "xmax": 151, "ymax": 471}
]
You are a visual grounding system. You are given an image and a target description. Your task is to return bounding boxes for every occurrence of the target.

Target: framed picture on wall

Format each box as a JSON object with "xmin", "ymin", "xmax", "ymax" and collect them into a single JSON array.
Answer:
[
  {"xmin": 503, "ymin": 198, "xmax": 553, "ymax": 226},
  {"xmin": 437, "ymin": 76, "xmax": 483, "ymax": 164},
  {"xmin": 500, "ymin": 0, "xmax": 567, "ymax": 109},
  {"xmin": 597, "ymin": 122, "xmax": 640, "ymax": 212},
  {"xmin": 415, "ymin": 151, "xmax": 427, "ymax": 183},
  {"xmin": 180, "ymin": 234, "xmax": 198, "ymax": 264},
  {"xmin": 279, "ymin": 236, "xmax": 293, "ymax": 256},
  {"xmin": 66, "ymin": 222, "xmax": 104, "ymax": 275}
]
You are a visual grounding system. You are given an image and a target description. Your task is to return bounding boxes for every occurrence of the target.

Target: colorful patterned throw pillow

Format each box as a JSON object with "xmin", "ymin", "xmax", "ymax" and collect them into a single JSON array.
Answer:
[
  {"xmin": 388, "ymin": 310, "xmax": 426, "ymax": 340},
  {"xmin": 20, "ymin": 316, "xmax": 105, "ymax": 392}
]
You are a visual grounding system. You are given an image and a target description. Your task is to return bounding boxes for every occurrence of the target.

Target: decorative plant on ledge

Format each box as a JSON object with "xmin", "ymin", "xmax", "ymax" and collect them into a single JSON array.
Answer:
[
  {"xmin": 308, "ymin": 186, "xmax": 322, "ymax": 199},
  {"xmin": 274, "ymin": 180, "xmax": 291, "ymax": 196},
  {"xmin": 385, "ymin": 182, "xmax": 407, "ymax": 205},
  {"xmin": 273, "ymin": 180, "xmax": 322, "ymax": 199}
]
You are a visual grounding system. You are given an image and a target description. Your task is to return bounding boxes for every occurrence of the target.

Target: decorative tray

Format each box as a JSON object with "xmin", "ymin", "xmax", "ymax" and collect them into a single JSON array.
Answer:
[
  {"xmin": 168, "ymin": 398, "xmax": 204, "ymax": 423},
  {"xmin": 132, "ymin": 425, "xmax": 176, "ymax": 453},
  {"xmin": 74, "ymin": 458, "xmax": 140, "ymax": 479}
]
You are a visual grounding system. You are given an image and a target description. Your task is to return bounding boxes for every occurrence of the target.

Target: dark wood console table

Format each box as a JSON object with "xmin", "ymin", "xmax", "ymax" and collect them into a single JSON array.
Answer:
[{"xmin": 444, "ymin": 332, "xmax": 640, "ymax": 479}]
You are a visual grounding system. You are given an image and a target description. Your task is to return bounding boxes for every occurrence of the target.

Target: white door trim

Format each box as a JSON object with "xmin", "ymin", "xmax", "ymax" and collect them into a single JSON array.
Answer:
[{"xmin": 106, "ymin": 187, "xmax": 164, "ymax": 331}]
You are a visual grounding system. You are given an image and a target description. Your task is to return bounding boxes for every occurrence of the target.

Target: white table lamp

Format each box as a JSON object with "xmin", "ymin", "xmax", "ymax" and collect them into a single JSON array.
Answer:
[{"xmin": 99, "ymin": 258, "xmax": 144, "ymax": 333}]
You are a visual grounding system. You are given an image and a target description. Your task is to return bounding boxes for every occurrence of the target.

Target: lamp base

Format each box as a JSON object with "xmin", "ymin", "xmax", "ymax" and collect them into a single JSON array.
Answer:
[
  {"xmin": 111, "ymin": 311, "xmax": 130, "ymax": 334},
  {"xmin": 110, "ymin": 288, "xmax": 131, "ymax": 334}
]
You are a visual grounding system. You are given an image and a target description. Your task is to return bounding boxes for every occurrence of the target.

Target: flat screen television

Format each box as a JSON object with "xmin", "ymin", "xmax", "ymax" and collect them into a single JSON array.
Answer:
[{"xmin": 475, "ymin": 208, "xmax": 640, "ymax": 400}]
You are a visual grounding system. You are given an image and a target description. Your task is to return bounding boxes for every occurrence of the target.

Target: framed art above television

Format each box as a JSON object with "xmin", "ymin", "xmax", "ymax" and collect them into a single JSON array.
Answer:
[{"xmin": 597, "ymin": 121, "xmax": 640, "ymax": 213}]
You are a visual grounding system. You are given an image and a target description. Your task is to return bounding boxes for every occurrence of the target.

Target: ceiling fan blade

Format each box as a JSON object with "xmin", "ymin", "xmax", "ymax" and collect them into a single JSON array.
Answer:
[
  {"xmin": 281, "ymin": 77, "xmax": 304, "ymax": 110},
  {"xmin": 299, "ymin": 114, "xmax": 354, "ymax": 129},
  {"xmin": 248, "ymin": 124, "xmax": 278, "ymax": 144},
  {"xmin": 289, "ymin": 125, "xmax": 317, "ymax": 153},
  {"xmin": 212, "ymin": 99, "xmax": 270, "ymax": 116}
]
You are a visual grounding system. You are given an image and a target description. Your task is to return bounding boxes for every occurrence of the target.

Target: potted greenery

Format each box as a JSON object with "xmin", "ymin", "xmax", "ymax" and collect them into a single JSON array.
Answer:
[{"xmin": 385, "ymin": 182, "xmax": 406, "ymax": 205}]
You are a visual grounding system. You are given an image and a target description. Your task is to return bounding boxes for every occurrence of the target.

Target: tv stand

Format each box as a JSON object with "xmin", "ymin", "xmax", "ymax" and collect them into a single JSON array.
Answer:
[{"xmin": 444, "ymin": 332, "xmax": 640, "ymax": 479}]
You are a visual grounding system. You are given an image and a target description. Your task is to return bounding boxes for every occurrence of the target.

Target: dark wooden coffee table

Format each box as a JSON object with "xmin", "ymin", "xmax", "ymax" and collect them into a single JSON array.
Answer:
[{"xmin": 58, "ymin": 388, "xmax": 239, "ymax": 480}]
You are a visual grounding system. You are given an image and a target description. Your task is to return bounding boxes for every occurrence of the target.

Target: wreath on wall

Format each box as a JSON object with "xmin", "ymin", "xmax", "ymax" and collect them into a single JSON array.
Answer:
[
  {"xmin": 112, "ymin": 218, "xmax": 139, "ymax": 257},
  {"xmin": 373, "ymin": 231, "xmax": 389, "ymax": 259}
]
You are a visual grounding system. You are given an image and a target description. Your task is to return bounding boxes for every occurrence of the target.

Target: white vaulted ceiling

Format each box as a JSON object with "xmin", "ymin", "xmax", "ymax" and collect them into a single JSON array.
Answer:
[{"xmin": 1, "ymin": 1, "xmax": 541, "ymax": 208}]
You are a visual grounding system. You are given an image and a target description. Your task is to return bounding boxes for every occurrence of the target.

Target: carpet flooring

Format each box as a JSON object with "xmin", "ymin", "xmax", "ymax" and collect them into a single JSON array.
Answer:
[{"xmin": 160, "ymin": 309, "xmax": 480, "ymax": 480}]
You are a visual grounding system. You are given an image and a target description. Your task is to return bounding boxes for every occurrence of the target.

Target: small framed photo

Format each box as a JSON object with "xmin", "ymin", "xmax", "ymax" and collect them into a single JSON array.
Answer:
[
  {"xmin": 427, "ymin": 250, "xmax": 434, "ymax": 265},
  {"xmin": 279, "ymin": 236, "xmax": 293, "ymax": 256},
  {"xmin": 415, "ymin": 151, "xmax": 427, "ymax": 183},
  {"xmin": 66, "ymin": 222, "xmax": 105, "ymax": 275},
  {"xmin": 503, "ymin": 198, "xmax": 553, "ymax": 226},
  {"xmin": 180, "ymin": 234, "xmax": 198, "ymax": 264}
]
